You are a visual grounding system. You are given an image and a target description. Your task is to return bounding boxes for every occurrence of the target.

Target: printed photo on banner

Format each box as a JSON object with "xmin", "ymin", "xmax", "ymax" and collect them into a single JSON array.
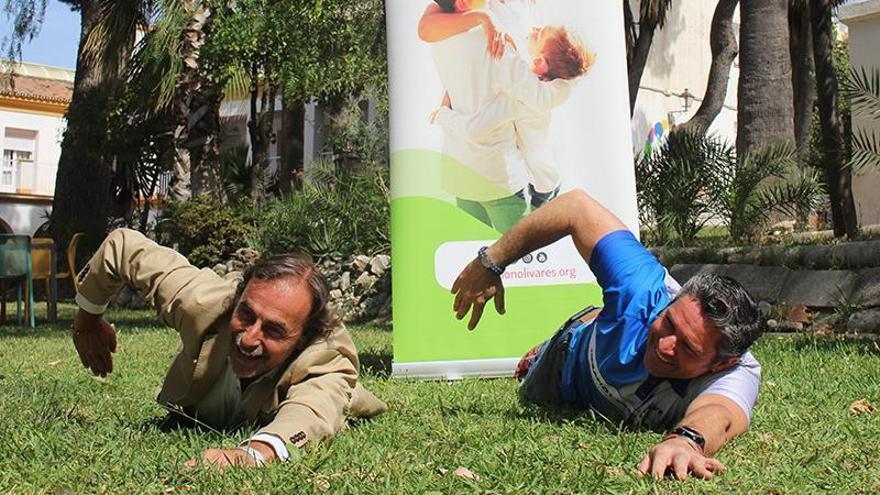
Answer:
[{"xmin": 421, "ymin": 0, "xmax": 595, "ymax": 233}]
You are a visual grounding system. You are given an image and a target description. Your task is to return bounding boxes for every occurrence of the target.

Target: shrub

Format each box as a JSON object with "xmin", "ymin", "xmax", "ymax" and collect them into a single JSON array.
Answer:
[
  {"xmin": 636, "ymin": 131, "xmax": 733, "ymax": 245},
  {"xmin": 155, "ymin": 196, "xmax": 255, "ymax": 267},
  {"xmin": 714, "ymin": 145, "xmax": 825, "ymax": 242},
  {"xmin": 253, "ymin": 162, "xmax": 389, "ymax": 260}
]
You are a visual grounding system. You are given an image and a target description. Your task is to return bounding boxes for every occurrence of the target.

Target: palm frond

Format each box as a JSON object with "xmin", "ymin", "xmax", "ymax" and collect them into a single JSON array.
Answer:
[
  {"xmin": 843, "ymin": 66, "xmax": 880, "ymax": 120},
  {"xmin": 849, "ymin": 128, "xmax": 880, "ymax": 173}
]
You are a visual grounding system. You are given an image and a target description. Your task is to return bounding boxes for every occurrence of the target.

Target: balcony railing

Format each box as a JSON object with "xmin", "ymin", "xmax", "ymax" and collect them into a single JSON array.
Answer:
[{"xmin": 0, "ymin": 160, "xmax": 57, "ymax": 197}]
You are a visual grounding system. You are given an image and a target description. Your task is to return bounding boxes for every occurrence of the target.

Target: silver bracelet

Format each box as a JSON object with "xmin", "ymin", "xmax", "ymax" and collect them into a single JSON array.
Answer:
[{"xmin": 237, "ymin": 445, "xmax": 266, "ymax": 466}]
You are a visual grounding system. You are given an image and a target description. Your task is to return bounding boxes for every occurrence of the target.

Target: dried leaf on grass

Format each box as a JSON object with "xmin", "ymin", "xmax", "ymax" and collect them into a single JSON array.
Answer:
[
  {"xmin": 849, "ymin": 399, "xmax": 876, "ymax": 415},
  {"xmin": 453, "ymin": 466, "xmax": 480, "ymax": 481}
]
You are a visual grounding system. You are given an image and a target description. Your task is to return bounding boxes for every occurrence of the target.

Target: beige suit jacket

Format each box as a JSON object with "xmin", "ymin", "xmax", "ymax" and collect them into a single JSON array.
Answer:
[{"xmin": 76, "ymin": 229, "xmax": 387, "ymax": 450}]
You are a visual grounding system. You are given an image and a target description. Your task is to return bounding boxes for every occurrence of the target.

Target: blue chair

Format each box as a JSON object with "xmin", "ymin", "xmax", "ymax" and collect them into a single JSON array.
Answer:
[{"xmin": 0, "ymin": 234, "xmax": 36, "ymax": 327}]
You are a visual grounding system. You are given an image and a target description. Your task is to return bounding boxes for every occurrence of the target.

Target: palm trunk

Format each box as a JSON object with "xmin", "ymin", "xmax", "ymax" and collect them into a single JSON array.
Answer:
[
  {"xmin": 737, "ymin": 0, "xmax": 795, "ymax": 157},
  {"xmin": 810, "ymin": 0, "xmax": 858, "ymax": 237},
  {"xmin": 789, "ymin": 3, "xmax": 815, "ymax": 152},
  {"xmin": 171, "ymin": 0, "xmax": 224, "ymax": 201},
  {"xmin": 678, "ymin": 0, "xmax": 739, "ymax": 135},
  {"xmin": 628, "ymin": 20, "xmax": 656, "ymax": 116},
  {"xmin": 49, "ymin": 0, "xmax": 115, "ymax": 257}
]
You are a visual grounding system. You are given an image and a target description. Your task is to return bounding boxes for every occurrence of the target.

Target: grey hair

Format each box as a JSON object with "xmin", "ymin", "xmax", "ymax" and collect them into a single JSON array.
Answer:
[
  {"xmin": 235, "ymin": 254, "xmax": 339, "ymax": 346},
  {"xmin": 678, "ymin": 273, "xmax": 763, "ymax": 359}
]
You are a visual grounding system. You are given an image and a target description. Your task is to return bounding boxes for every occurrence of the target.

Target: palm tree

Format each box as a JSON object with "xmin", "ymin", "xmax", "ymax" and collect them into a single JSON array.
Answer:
[
  {"xmin": 132, "ymin": 0, "xmax": 224, "ymax": 201},
  {"xmin": 737, "ymin": 0, "xmax": 795, "ymax": 157},
  {"xmin": 623, "ymin": 0, "xmax": 673, "ymax": 115},
  {"xmin": 810, "ymin": 0, "xmax": 857, "ymax": 237},
  {"xmin": 48, "ymin": 0, "xmax": 152, "ymax": 256}
]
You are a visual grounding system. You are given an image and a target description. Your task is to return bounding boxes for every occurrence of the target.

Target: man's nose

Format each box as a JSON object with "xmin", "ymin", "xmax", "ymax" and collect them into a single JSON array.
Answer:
[
  {"xmin": 239, "ymin": 322, "xmax": 262, "ymax": 349},
  {"xmin": 658, "ymin": 335, "xmax": 677, "ymax": 356}
]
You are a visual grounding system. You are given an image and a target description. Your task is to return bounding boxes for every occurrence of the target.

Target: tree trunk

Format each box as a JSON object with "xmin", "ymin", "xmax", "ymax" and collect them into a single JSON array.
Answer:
[
  {"xmin": 677, "ymin": 0, "xmax": 739, "ymax": 135},
  {"xmin": 171, "ymin": 0, "xmax": 224, "ymax": 201},
  {"xmin": 737, "ymin": 0, "xmax": 795, "ymax": 157},
  {"xmin": 277, "ymin": 98, "xmax": 305, "ymax": 195},
  {"xmin": 623, "ymin": 0, "xmax": 636, "ymax": 69},
  {"xmin": 49, "ymin": 0, "xmax": 115, "ymax": 257},
  {"xmin": 628, "ymin": 20, "xmax": 656, "ymax": 116},
  {"xmin": 789, "ymin": 3, "xmax": 815, "ymax": 152},
  {"xmin": 810, "ymin": 0, "xmax": 858, "ymax": 237}
]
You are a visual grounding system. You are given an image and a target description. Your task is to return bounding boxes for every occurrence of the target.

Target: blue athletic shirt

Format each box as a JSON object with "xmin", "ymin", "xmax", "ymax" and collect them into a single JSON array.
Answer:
[{"xmin": 560, "ymin": 230, "xmax": 761, "ymax": 430}]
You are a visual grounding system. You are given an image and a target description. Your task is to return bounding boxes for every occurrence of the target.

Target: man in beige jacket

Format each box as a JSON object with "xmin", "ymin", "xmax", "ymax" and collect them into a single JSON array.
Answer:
[{"xmin": 72, "ymin": 229, "xmax": 387, "ymax": 468}]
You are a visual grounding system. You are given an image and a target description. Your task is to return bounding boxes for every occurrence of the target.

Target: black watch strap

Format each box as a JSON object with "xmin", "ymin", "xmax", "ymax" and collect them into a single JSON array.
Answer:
[
  {"xmin": 666, "ymin": 426, "xmax": 706, "ymax": 452},
  {"xmin": 478, "ymin": 246, "xmax": 504, "ymax": 276}
]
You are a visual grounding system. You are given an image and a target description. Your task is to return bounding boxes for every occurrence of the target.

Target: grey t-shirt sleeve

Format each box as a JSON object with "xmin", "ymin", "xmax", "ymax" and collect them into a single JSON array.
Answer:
[{"xmin": 690, "ymin": 351, "xmax": 762, "ymax": 422}]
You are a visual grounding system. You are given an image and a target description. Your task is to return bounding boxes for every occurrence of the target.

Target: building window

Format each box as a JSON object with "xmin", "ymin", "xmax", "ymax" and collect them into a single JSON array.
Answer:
[{"xmin": 2, "ymin": 128, "xmax": 38, "ymax": 193}]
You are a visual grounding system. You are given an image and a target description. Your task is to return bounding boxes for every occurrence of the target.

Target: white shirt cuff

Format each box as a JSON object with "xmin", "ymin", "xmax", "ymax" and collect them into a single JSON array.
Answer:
[
  {"xmin": 75, "ymin": 293, "xmax": 109, "ymax": 315},
  {"xmin": 242, "ymin": 433, "xmax": 290, "ymax": 462}
]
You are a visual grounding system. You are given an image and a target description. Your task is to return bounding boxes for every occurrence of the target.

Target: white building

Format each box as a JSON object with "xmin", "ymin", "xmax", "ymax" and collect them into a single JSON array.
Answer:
[
  {"xmin": 838, "ymin": 0, "xmax": 880, "ymax": 226},
  {"xmin": 0, "ymin": 61, "xmax": 72, "ymax": 235},
  {"xmin": 632, "ymin": 0, "xmax": 740, "ymax": 156}
]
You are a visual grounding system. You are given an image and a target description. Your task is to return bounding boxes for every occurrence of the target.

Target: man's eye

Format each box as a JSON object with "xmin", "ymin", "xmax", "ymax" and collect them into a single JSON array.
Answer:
[
  {"xmin": 264, "ymin": 325, "xmax": 286, "ymax": 339},
  {"xmin": 236, "ymin": 308, "xmax": 255, "ymax": 323}
]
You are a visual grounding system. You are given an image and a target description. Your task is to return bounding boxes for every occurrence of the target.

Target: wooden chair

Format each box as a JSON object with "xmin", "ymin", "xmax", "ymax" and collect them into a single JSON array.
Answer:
[
  {"xmin": 29, "ymin": 233, "xmax": 83, "ymax": 323},
  {"xmin": 51, "ymin": 232, "xmax": 84, "ymax": 293}
]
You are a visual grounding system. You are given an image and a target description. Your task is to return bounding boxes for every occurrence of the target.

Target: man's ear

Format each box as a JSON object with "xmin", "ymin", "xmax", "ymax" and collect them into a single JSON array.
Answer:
[{"xmin": 710, "ymin": 356, "xmax": 738, "ymax": 373}]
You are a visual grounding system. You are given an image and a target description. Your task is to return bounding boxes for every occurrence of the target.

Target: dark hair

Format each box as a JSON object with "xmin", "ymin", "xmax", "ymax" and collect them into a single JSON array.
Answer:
[
  {"xmin": 434, "ymin": 0, "xmax": 457, "ymax": 13},
  {"xmin": 678, "ymin": 274, "xmax": 764, "ymax": 358},
  {"xmin": 235, "ymin": 254, "xmax": 339, "ymax": 346}
]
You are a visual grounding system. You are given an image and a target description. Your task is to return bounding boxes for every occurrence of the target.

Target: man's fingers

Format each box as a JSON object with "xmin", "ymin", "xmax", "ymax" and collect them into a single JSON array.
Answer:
[
  {"xmin": 672, "ymin": 454, "xmax": 689, "ymax": 480},
  {"xmin": 494, "ymin": 287, "xmax": 505, "ymax": 315},
  {"xmin": 705, "ymin": 458, "xmax": 728, "ymax": 473},
  {"xmin": 651, "ymin": 451, "xmax": 671, "ymax": 480},
  {"xmin": 636, "ymin": 454, "xmax": 651, "ymax": 477},
  {"xmin": 468, "ymin": 300, "xmax": 485, "ymax": 330},
  {"xmin": 690, "ymin": 458, "xmax": 713, "ymax": 480},
  {"xmin": 451, "ymin": 274, "xmax": 462, "ymax": 294}
]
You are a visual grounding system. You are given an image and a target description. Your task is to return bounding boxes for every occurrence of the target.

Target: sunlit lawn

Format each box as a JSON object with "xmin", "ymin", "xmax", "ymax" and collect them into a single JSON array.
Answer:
[{"xmin": 2, "ymin": 304, "xmax": 880, "ymax": 493}]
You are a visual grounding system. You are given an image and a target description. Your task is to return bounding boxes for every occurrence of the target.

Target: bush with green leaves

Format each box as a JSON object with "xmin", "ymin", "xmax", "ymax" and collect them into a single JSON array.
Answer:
[
  {"xmin": 714, "ymin": 145, "xmax": 825, "ymax": 242},
  {"xmin": 253, "ymin": 162, "xmax": 389, "ymax": 260},
  {"xmin": 637, "ymin": 131, "xmax": 825, "ymax": 246},
  {"xmin": 636, "ymin": 131, "xmax": 732, "ymax": 245},
  {"xmin": 155, "ymin": 196, "xmax": 255, "ymax": 267}
]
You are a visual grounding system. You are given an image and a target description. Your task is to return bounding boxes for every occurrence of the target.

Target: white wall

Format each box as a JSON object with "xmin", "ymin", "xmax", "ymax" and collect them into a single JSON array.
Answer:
[
  {"xmin": 840, "ymin": 1, "xmax": 880, "ymax": 226},
  {"xmin": 632, "ymin": 0, "xmax": 739, "ymax": 155},
  {"xmin": 0, "ymin": 107, "xmax": 65, "ymax": 191},
  {"xmin": 0, "ymin": 202, "xmax": 51, "ymax": 235}
]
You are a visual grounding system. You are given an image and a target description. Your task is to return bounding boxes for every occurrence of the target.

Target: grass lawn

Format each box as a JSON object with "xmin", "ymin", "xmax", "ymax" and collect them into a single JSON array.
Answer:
[{"xmin": 3, "ymin": 304, "xmax": 880, "ymax": 493}]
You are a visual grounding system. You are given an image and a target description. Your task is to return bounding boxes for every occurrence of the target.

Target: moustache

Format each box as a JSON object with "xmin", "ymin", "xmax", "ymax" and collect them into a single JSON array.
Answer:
[{"xmin": 234, "ymin": 333, "xmax": 265, "ymax": 358}]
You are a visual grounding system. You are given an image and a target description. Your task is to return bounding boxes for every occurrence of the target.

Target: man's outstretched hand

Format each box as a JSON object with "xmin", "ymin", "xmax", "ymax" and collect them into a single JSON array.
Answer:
[
  {"xmin": 183, "ymin": 443, "xmax": 277, "ymax": 470},
  {"xmin": 451, "ymin": 258, "xmax": 505, "ymax": 330},
  {"xmin": 637, "ymin": 437, "xmax": 727, "ymax": 481},
  {"xmin": 72, "ymin": 308, "xmax": 118, "ymax": 377}
]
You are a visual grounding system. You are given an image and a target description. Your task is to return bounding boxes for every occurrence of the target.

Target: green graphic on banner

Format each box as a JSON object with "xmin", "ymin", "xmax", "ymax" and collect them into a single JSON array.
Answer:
[{"xmin": 391, "ymin": 149, "xmax": 602, "ymax": 364}]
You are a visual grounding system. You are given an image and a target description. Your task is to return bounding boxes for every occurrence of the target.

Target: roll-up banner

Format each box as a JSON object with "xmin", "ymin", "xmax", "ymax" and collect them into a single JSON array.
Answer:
[{"xmin": 387, "ymin": 0, "xmax": 638, "ymax": 379}]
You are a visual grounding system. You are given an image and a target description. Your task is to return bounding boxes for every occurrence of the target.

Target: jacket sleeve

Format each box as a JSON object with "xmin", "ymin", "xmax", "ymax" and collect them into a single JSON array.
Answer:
[
  {"xmin": 75, "ymin": 228, "xmax": 240, "ymax": 334},
  {"xmin": 256, "ymin": 329, "xmax": 360, "ymax": 449},
  {"xmin": 494, "ymin": 54, "xmax": 572, "ymax": 113}
]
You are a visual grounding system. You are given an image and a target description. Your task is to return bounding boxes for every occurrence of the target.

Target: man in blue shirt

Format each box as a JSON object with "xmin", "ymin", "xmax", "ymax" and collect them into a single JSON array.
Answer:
[{"xmin": 452, "ymin": 189, "xmax": 763, "ymax": 481}]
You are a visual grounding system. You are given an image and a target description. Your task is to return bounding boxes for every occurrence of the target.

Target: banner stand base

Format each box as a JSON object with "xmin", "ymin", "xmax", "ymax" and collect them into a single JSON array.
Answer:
[{"xmin": 391, "ymin": 358, "xmax": 519, "ymax": 380}]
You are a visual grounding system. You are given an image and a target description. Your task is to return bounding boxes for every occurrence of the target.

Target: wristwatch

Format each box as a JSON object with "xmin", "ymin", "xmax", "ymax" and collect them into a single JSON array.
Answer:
[
  {"xmin": 478, "ymin": 246, "xmax": 505, "ymax": 276},
  {"xmin": 665, "ymin": 426, "xmax": 706, "ymax": 453}
]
